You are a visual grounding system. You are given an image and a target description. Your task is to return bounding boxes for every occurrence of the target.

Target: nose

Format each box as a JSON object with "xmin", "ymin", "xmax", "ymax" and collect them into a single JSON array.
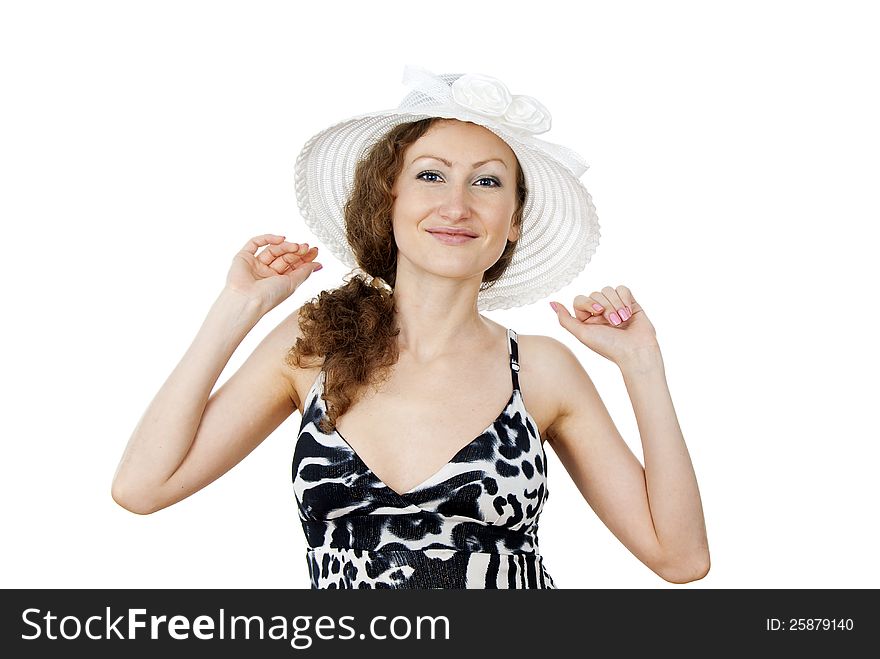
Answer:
[{"xmin": 438, "ymin": 182, "xmax": 472, "ymax": 221}]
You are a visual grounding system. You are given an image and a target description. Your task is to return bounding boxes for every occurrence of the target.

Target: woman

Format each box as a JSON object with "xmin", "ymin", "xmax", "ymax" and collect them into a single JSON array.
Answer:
[{"xmin": 112, "ymin": 66, "xmax": 709, "ymax": 589}]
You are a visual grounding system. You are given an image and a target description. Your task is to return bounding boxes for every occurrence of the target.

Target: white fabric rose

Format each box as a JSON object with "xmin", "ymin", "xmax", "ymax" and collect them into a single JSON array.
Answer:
[
  {"xmin": 504, "ymin": 95, "xmax": 552, "ymax": 134},
  {"xmin": 451, "ymin": 74, "xmax": 512, "ymax": 116},
  {"xmin": 450, "ymin": 73, "xmax": 552, "ymax": 135}
]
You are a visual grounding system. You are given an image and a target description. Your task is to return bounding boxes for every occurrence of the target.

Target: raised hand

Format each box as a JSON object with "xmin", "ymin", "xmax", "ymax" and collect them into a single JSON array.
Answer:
[
  {"xmin": 550, "ymin": 285, "xmax": 659, "ymax": 365},
  {"xmin": 225, "ymin": 233, "xmax": 322, "ymax": 315}
]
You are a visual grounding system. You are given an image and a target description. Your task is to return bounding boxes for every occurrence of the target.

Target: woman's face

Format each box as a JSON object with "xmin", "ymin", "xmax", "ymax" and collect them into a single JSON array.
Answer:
[{"xmin": 390, "ymin": 119, "xmax": 519, "ymax": 282}]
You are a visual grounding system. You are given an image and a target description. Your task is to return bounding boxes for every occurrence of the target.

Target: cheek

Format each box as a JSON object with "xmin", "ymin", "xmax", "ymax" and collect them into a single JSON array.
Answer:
[
  {"xmin": 390, "ymin": 204, "xmax": 421, "ymax": 252},
  {"xmin": 391, "ymin": 194, "xmax": 433, "ymax": 237},
  {"xmin": 399, "ymin": 189, "xmax": 434, "ymax": 213},
  {"xmin": 490, "ymin": 204, "xmax": 517, "ymax": 232}
]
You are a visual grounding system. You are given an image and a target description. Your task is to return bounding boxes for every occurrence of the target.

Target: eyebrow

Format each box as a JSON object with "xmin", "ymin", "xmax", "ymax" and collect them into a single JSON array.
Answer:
[{"xmin": 411, "ymin": 155, "xmax": 508, "ymax": 170}]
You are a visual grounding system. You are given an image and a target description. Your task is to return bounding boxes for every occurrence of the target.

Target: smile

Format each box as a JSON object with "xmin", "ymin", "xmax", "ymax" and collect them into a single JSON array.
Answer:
[{"xmin": 427, "ymin": 231, "xmax": 477, "ymax": 245}]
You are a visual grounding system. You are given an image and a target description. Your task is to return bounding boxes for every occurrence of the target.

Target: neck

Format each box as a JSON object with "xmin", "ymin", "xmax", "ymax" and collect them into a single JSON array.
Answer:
[{"xmin": 391, "ymin": 266, "xmax": 492, "ymax": 363}]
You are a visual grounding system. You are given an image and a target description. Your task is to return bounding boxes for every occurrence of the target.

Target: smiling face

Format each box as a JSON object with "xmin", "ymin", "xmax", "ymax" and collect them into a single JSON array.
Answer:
[{"xmin": 390, "ymin": 119, "xmax": 520, "ymax": 282}]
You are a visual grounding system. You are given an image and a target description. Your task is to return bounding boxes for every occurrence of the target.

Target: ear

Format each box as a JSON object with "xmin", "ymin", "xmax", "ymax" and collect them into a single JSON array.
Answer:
[{"xmin": 508, "ymin": 222, "xmax": 520, "ymax": 243}]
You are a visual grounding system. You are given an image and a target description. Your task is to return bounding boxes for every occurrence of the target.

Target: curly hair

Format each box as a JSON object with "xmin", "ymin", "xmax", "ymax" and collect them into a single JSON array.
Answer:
[{"xmin": 286, "ymin": 117, "xmax": 527, "ymax": 433}]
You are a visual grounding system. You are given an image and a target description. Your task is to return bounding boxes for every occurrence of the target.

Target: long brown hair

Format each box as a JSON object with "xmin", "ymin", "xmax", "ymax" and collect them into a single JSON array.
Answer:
[{"xmin": 286, "ymin": 118, "xmax": 527, "ymax": 433}]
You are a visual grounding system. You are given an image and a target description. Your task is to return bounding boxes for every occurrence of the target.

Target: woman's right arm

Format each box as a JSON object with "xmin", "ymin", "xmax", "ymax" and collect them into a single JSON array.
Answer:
[{"xmin": 111, "ymin": 233, "xmax": 322, "ymax": 514}]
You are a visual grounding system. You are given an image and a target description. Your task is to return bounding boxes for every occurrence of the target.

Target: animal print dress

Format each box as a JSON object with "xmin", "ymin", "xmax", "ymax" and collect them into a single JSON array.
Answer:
[{"xmin": 291, "ymin": 328, "xmax": 557, "ymax": 588}]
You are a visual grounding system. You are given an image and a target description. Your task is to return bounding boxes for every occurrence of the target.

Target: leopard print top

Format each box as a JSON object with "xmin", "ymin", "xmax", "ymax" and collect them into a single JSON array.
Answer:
[{"xmin": 292, "ymin": 328, "xmax": 556, "ymax": 588}]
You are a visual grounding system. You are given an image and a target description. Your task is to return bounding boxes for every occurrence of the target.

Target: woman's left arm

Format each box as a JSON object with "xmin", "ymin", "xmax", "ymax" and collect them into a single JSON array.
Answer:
[
  {"xmin": 547, "ymin": 285, "xmax": 710, "ymax": 583},
  {"xmin": 617, "ymin": 345, "xmax": 710, "ymax": 581}
]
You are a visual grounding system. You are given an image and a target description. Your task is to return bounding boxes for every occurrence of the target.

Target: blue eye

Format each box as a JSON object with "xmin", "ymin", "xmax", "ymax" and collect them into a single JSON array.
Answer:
[
  {"xmin": 417, "ymin": 171, "xmax": 442, "ymax": 183},
  {"xmin": 416, "ymin": 171, "xmax": 501, "ymax": 187}
]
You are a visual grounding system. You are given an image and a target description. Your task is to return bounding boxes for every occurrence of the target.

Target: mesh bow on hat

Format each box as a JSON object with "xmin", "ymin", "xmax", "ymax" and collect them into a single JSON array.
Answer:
[{"xmin": 294, "ymin": 65, "xmax": 600, "ymax": 311}]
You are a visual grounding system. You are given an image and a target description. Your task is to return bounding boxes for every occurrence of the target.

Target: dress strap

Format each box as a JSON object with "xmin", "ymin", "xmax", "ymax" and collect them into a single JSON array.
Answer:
[{"xmin": 507, "ymin": 327, "xmax": 521, "ymax": 391}]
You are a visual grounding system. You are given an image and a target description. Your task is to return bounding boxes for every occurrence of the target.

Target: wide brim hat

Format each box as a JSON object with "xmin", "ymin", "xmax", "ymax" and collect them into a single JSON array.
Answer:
[{"xmin": 294, "ymin": 65, "xmax": 600, "ymax": 311}]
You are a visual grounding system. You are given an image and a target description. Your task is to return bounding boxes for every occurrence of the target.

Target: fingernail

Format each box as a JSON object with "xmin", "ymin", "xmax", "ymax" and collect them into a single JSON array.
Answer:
[
  {"xmin": 609, "ymin": 312, "xmax": 621, "ymax": 325},
  {"xmin": 549, "ymin": 302, "xmax": 558, "ymax": 312},
  {"xmin": 592, "ymin": 303, "xmax": 604, "ymax": 312},
  {"xmin": 314, "ymin": 264, "xmax": 323, "ymax": 271},
  {"xmin": 618, "ymin": 307, "xmax": 630, "ymax": 321}
]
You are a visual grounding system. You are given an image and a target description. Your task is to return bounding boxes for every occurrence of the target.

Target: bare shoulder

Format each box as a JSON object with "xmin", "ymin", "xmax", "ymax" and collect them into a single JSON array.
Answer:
[
  {"xmin": 517, "ymin": 332, "xmax": 607, "ymax": 446},
  {"xmin": 516, "ymin": 332, "xmax": 576, "ymax": 364},
  {"xmin": 514, "ymin": 332, "xmax": 585, "ymax": 439},
  {"xmin": 516, "ymin": 332, "xmax": 584, "ymax": 384}
]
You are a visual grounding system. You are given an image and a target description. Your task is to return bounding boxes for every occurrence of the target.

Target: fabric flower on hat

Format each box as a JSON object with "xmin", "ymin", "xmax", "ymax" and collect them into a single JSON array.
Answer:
[
  {"xmin": 451, "ymin": 73, "xmax": 552, "ymax": 135},
  {"xmin": 504, "ymin": 95, "xmax": 552, "ymax": 134}
]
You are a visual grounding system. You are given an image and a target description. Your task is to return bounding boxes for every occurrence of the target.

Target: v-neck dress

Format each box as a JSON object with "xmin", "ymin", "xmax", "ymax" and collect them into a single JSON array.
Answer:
[{"xmin": 291, "ymin": 328, "xmax": 557, "ymax": 589}]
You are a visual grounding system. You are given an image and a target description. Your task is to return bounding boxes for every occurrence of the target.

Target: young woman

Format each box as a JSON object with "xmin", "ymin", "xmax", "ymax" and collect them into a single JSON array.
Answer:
[{"xmin": 112, "ymin": 66, "xmax": 709, "ymax": 589}]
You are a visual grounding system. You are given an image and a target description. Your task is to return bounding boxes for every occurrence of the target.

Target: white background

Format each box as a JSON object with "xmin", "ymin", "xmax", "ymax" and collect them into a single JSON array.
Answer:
[{"xmin": 1, "ymin": 0, "xmax": 877, "ymax": 589}]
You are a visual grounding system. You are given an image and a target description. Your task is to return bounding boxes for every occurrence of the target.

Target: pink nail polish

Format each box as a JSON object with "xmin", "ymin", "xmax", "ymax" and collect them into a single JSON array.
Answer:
[
  {"xmin": 609, "ymin": 312, "xmax": 621, "ymax": 325},
  {"xmin": 618, "ymin": 307, "xmax": 630, "ymax": 321},
  {"xmin": 592, "ymin": 303, "xmax": 604, "ymax": 312}
]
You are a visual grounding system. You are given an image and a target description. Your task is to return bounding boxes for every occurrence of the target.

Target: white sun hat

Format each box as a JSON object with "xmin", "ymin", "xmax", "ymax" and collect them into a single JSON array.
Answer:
[{"xmin": 293, "ymin": 64, "xmax": 600, "ymax": 311}]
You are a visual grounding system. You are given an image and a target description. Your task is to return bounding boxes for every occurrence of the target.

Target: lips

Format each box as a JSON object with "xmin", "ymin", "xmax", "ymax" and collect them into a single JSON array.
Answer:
[
  {"xmin": 428, "ymin": 231, "xmax": 477, "ymax": 246},
  {"xmin": 426, "ymin": 227, "xmax": 479, "ymax": 238}
]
